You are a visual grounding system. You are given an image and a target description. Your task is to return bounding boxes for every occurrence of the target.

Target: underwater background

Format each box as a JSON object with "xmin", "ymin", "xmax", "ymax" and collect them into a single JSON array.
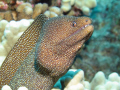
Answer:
[
  {"xmin": 73, "ymin": 0, "xmax": 120, "ymax": 81},
  {"xmin": 0, "ymin": 0, "xmax": 120, "ymax": 90}
]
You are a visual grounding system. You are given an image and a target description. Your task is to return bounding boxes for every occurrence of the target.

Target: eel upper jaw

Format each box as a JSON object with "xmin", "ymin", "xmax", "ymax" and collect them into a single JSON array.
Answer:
[
  {"xmin": 79, "ymin": 24, "xmax": 94, "ymax": 41},
  {"xmin": 52, "ymin": 24, "xmax": 94, "ymax": 55},
  {"xmin": 64, "ymin": 24, "xmax": 94, "ymax": 46}
]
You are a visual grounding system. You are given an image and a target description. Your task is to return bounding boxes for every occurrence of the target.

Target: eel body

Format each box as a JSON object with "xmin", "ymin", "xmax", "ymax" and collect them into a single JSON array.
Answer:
[{"xmin": 0, "ymin": 14, "xmax": 94, "ymax": 90}]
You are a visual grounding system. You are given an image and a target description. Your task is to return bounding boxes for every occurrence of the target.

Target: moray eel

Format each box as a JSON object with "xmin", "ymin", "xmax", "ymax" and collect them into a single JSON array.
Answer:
[{"xmin": 0, "ymin": 14, "xmax": 94, "ymax": 90}]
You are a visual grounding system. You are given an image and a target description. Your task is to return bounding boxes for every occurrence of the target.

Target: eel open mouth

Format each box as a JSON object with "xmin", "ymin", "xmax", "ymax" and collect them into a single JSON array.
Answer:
[
  {"xmin": 70, "ymin": 24, "xmax": 91, "ymax": 37},
  {"xmin": 79, "ymin": 24, "xmax": 94, "ymax": 41},
  {"xmin": 71, "ymin": 24, "xmax": 93, "ymax": 39},
  {"xmin": 63, "ymin": 24, "xmax": 94, "ymax": 46}
]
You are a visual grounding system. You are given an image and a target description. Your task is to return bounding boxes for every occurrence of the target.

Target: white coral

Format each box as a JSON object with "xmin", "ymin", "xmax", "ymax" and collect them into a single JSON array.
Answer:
[
  {"xmin": 75, "ymin": 0, "xmax": 97, "ymax": 15},
  {"xmin": 62, "ymin": 70, "xmax": 120, "ymax": 90},
  {"xmin": 0, "ymin": 19, "xmax": 34, "ymax": 67},
  {"xmin": 44, "ymin": 6, "xmax": 62, "ymax": 18},
  {"xmin": 0, "ymin": 20, "xmax": 8, "ymax": 41},
  {"xmin": 61, "ymin": 0, "xmax": 97, "ymax": 15},
  {"xmin": 1, "ymin": 85, "xmax": 12, "ymax": 90}
]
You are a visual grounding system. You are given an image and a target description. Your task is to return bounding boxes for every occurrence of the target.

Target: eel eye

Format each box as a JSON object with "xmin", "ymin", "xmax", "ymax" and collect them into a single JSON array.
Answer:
[{"xmin": 72, "ymin": 21, "xmax": 77, "ymax": 27}]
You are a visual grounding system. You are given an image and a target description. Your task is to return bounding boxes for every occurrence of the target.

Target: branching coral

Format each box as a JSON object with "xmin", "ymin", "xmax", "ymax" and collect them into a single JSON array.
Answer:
[
  {"xmin": 53, "ymin": 70, "xmax": 120, "ymax": 90},
  {"xmin": 0, "ymin": 20, "xmax": 8, "ymax": 42},
  {"xmin": 60, "ymin": 0, "xmax": 97, "ymax": 15},
  {"xmin": 1, "ymin": 69, "xmax": 120, "ymax": 90},
  {"xmin": 1, "ymin": 85, "xmax": 12, "ymax": 90},
  {"xmin": 1, "ymin": 85, "xmax": 28, "ymax": 90},
  {"xmin": 0, "ymin": 2, "xmax": 49, "ymax": 21},
  {"xmin": 91, "ymin": 71, "xmax": 120, "ymax": 90},
  {"xmin": 0, "ymin": 0, "xmax": 97, "ymax": 21},
  {"xmin": 16, "ymin": 2, "xmax": 33, "ymax": 20},
  {"xmin": 44, "ymin": 6, "xmax": 62, "ymax": 18},
  {"xmin": 0, "ymin": 19, "xmax": 33, "ymax": 67},
  {"xmin": 4, "ymin": 11, "xmax": 13, "ymax": 21},
  {"xmin": 32, "ymin": 3, "xmax": 48, "ymax": 19}
]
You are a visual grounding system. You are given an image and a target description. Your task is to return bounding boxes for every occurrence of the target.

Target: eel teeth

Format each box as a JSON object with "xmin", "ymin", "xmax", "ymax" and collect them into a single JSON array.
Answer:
[{"xmin": 80, "ymin": 24, "xmax": 89, "ymax": 30}]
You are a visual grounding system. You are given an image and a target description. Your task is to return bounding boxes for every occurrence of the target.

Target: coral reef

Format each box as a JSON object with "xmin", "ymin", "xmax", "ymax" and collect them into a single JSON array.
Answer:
[
  {"xmin": 2, "ymin": 69, "xmax": 119, "ymax": 90},
  {"xmin": 61, "ymin": 0, "xmax": 72, "ymax": 12},
  {"xmin": 64, "ymin": 70, "xmax": 85, "ymax": 90},
  {"xmin": 49, "ymin": 6, "xmax": 62, "ymax": 16},
  {"xmin": 0, "ymin": 20, "xmax": 8, "ymax": 42},
  {"xmin": 0, "ymin": 2, "xmax": 48, "ymax": 21},
  {"xmin": 32, "ymin": 3, "xmax": 48, "ymax": 19},
  {"xmin": 0, "ymin": 19, "xmax": 33, "ymax": 67},
  {"xmin": 44, "ymin": 6, "xmax": 62, "ymax": 18},
  {"xmin": 0, "ymin": 1, "xmax": 8, "ymax": 10},
  {"xmin": 91, "ymin": 71, "xmax": 120, "ymax": 90},
  {"xmin": 16, "ymin": 2, "xmax": 33, "ymax": 20},
  {"xmin": 1, "ymin": 85, "xmax": 28, "ymax": 90},
  {"xmin": 1, "ymin": 85, "xmax": 12, "ymax": 90},
  {"xmin": 60, "ymin": 0, "xmax": 97, "ymax": 15},
  {"xmin": 72, "ymin": 0, "xmax": 120, "ymax": 81},
  {"xmin": 53, "ymin": 69, "xmax": 120, "ymax": 90},
  {"xmin": 53, "ymin": 69, "xmax": 88, "ymax": 90},
  {"xmin": 74, "ymin": 0, "xmax": 97, "ymax": 15},
  {"xmin": 0, "ymin": 0, "xmax": 120, "ymax": 89},
  {"xmin": 0, "ymin": 0, "xmax": 97, "ymax": 21},
  {"xmin": 4, "ymin": 11, "xmax": 13, "ymax": 21}
]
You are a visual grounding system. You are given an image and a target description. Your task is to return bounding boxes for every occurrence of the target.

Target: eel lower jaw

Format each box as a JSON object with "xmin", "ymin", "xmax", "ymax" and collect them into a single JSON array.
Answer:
[
  {"xmin": 65, "ymin": 24, "xmax": 94, "ymax": 46},
  {"xmin": 53, "ymin": 24, "xmax": 94, "ymax": 55},
  {"xmin": 81, "ymin": 25, "xmax": 94, "ymax": 41}
]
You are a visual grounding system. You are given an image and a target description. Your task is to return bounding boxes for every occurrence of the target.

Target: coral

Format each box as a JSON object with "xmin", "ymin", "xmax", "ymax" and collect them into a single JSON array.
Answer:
[
  {"xmin": 32, "ymin": 3, "xmax": 48, "ymax": 19},
  {"xmin": 71, "ymin": 0, "xmax": 120, "ymax": 82},
  {"xmin": 16, "ymin": 2, "xmax": 32, "ymax": 13},
  {"xmin": 53, "ymin": 70, "xmax": 120, "ymax": 90},
  {"xmin": 4, "ymin": 11, "xmax": 13, "ymax": 21},
  {"xmin": 32, "ymin": 3, "xmax": 43, "ymax": 19},
  {"xmin": 64, "ymin": 70, "xmax": 85, "ymax": 90},
  {"xmin": 0, "ymin": 19, "xmax": 33, "ymax": 66},
  {"xmin": 44, "ymin": 6, "xmax": 62, "ymax": 18},
  {"xmin": 0, "ymin": 20, "xmax": 8, "ymax": 42},
  {"xmin": 49, "ymin": 6, "xmax": 62, "ymax": 16},
  {"xmin": 60, "ymin": 0, "xmax": 97, "ymax": 15},
  {"xmin": 18, "ymin": 86, "xmax": 28, "ymax": 90},
  {"xmin": 51, "ymin": 89, "xmax": 61, "ymax": 90},
  {"xmin": 44, "ymin": 10, "xmax": 58, "ymax": 18},
  {"xmin": 1, "ymin": 85, "xmax": 28, "ymax": 90},
  {"xmin": 16, "ymin": 2, "xmax": 33, "ymax": 20},
  {"xmin": 0, "ymin": 56, "xmax": 6, "ymax": 67},
  {"xmin": 90, "ymin": 71, "xmax": 106, "ymax": 90},
  {"xmin": 108, "ymin": 72, "xmax": 120, "ymax": 82},
  {"xmin": 61, "ymin": 0, "xmax": 71, "ymax": 12},
  {"xmin": 53, "ymin": 69, "xmax": 87, "ymax": 90},
  {"xmin": 0, "ymin": 0, "xmax": 97, "ymax": 21},
  {"xmin": 1, "ymin": 69, "xmax": 120, "ymax": 90},
  {"xmin": 24, "ymin": 6, "xmax": 33, "ymax": 15},
  {"xmin": 17, "ymin": 2, "xmax": 48, "ymax": 19},
  {"xmin": 0, "ymin": 2, "xmax": 49, "ymax": 21},
  {"xmin": 90, "ymin": 71, "xmax": 120, "ymax": 90},
  {"xmin": 42, "ymin": 3, "xmax": 49, "ymax": 13},
  {"xmin": 0, "ymin": 43, "xmax": 6, "ymax": 56},
  {"xmin": 75, "ymin": 0, "xmax": 97, "ymax": 15},
  {"xmin": 1, "ymin": 85, "xmax": 12, "ymax": 90},
  {"xmin": 66, "ymin": 83, "xmax": 85, "ymax": 90},
  {"xmin": 0, "ymin": 1, "xmax": 8, "ymax": 10}
]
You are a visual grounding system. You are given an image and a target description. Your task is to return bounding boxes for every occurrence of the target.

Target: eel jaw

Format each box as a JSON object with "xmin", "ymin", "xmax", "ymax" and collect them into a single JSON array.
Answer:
[
  {"xmin": 80, "ymin": 24, "xmax": 94, "ymax": 41},
  {"xmin": 64, "ymin": 24, "xmax": 94, "ymax": 46}
]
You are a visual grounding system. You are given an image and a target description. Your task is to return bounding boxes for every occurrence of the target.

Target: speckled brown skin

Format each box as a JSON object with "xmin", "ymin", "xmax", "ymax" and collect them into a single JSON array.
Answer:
[{"xmin": 0, "ymin": 14, "xmax": 94, "ymax": 90}]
